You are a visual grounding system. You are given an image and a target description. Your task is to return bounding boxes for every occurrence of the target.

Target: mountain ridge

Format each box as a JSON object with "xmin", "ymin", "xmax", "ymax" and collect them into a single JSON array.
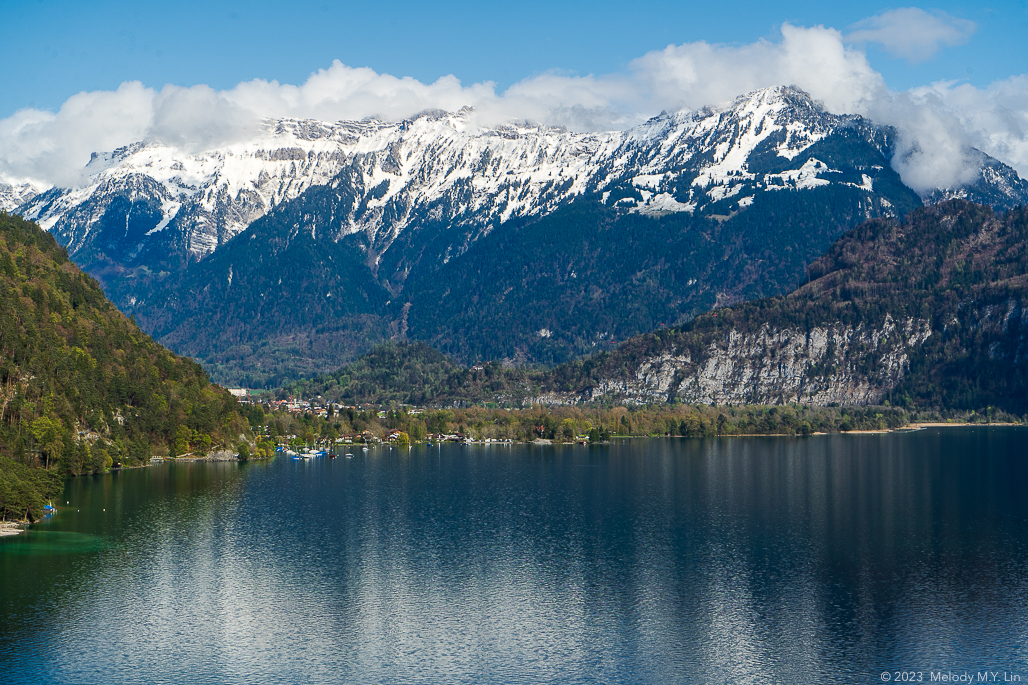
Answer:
[{"xmin": 15, "ymin": 86, "xmax": 1028, "ymax": 280}]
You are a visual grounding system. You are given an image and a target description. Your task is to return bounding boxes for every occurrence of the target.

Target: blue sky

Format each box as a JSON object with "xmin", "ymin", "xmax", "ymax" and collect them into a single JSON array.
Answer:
[{"xmin": 1, "ymin": 0, "xmax": 1025, "ymax": 117}]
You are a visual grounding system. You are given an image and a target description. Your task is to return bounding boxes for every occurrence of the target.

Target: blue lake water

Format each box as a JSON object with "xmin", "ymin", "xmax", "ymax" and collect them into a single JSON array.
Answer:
[{"xmin": 2, "ymin": 427, "xmax": 1028, "ymax": 684}]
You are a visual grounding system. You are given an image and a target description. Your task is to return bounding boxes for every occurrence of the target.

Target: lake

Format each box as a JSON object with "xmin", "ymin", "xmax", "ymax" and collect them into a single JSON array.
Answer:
[{"xmin": 2, "ymin": 427, "xmax": 1028, "ymax": 684}]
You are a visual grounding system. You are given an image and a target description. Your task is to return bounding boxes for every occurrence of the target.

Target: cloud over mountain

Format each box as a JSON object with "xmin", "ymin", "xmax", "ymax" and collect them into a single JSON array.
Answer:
[{"xmin": 0, "ymin": 14, "xmax": 1023, "ymax": 196}]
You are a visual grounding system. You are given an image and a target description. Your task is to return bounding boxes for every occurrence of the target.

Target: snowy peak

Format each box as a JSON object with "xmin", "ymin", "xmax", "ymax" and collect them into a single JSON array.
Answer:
[
  {"xmin": 621, "ymin": 86, "xmax": 831, "ymax": 169},
  {"xmin": 596, "ymin": 86, "xmax": 888, "ymax": 216}
]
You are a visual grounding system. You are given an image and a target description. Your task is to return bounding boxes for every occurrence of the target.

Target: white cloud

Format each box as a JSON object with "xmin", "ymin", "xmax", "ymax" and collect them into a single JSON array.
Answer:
[
  {"xmin": 904, "ymin": 76, "xmax": 1028, "ymax": 184},
  {"xmin": 628, "ymin": 23, "xmax": 884, "ymax": 115},
  {"xmin": 0, "ymin": 81, "xmax": 153, "ymax": 187},
  {"xmin": 151, "ymin": 85, "xmax": 259, "ymax": 151},
  {"xmin": 866, "ymin": 89, "xmax": 981, "ymax": 191},
  {"xmin": 847, "ymin": 8, "xmax": 976, "ymax": 63},
  {"xmin": 225, "ymin": 63, "xmax": 500, "ymax": 123},
  {"xmin": 0, "ymin": 14, "xmax": 1023, "ymax": 196}
]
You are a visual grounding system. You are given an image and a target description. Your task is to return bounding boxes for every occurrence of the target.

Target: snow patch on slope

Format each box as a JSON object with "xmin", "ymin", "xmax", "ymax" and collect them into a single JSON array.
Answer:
[{"xmin": 765, "ymin": 158, "xmax": 834, "ymax": 190}]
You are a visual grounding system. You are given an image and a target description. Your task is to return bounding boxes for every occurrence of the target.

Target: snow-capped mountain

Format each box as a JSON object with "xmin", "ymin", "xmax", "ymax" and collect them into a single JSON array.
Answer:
[
  {"xmin": 14, "ymin": 110, "xmax": 608, "ymax": 268},
  {"xmin": 17, "ymin": 85, "xmax": 1024, "ymax": 278},
  {"xmin": 15, "ymin": 120, "xmax": 356, "ymax": 263},
  {"xmin": 11, "ymin": 86, "xmax": 1028, "ymax": 386}
]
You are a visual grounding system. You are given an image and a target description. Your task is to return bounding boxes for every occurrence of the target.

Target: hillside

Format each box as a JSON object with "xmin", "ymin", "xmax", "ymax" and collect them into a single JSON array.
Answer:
[
  {"xmin": 548, "ymin": 200, "xmax": 1028, "ymax": 413},
  {"xmin": 283, "ymin": 341, "xmax": 547, "ymax": 406},
  {"xmin": 288, "ymin": 200, "xmax": 1028, "ymax": 415},
  {"xmin": 0, "ymin": 213, "xmax": 249, "ymax": 520}
]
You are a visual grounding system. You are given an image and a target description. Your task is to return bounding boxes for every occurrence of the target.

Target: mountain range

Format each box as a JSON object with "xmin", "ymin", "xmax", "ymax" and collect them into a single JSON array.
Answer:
[{"xmin": 8, "ymin": 86, "xmax": 1028, "ymax": 387}]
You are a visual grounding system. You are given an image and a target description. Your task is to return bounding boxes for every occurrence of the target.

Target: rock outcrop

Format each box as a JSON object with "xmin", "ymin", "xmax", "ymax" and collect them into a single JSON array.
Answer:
[{"xmin": 536, "ymin": 316, "xmax": 931, "ymax": 406}]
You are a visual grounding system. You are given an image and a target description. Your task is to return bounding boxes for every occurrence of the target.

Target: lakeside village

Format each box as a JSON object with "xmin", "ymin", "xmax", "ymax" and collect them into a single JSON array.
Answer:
[
  {"xmin": 227, "ymin": 389, "xmax": 599, "ymax": 449},
  {"xmin": 219, "ymin": 388, "xmax": 1021, "ymax": 457}
]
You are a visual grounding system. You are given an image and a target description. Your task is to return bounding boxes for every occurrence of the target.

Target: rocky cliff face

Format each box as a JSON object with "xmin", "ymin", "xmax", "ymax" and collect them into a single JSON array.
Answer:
[
  {"xmin": 961, "ymin": 296, "xmax": 1028, "ymax": 357},
  {"xmin": 537, "ymin": 315, "xmax": 932, "ymax": 406}
]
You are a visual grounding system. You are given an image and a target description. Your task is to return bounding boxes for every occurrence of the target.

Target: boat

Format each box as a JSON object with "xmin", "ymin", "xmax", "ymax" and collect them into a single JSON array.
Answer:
[{"xmin": 345, "ymin": 453, "xmax": 354, "ymax": 458}]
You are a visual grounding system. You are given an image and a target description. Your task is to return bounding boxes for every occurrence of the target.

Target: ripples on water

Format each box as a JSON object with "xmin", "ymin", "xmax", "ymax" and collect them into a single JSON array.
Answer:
[{"xmin": 2, "ymin": 428, "xmax": 1027, "ymax": 684}]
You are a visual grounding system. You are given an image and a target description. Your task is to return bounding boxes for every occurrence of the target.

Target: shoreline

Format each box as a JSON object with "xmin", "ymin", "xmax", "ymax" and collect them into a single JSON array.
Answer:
[
  {"xmin": 0, "ymin": 521, "xmax": 26, "ymax": 537},
  {"xmin": 485, "ymin": 422, "xmax": 1023, "ymax": 442},
  {"xmin": 904, "ymin": 422, "xmax": 1004, "ymax": 429},
  {"xmin": 390, "ymin": 422, "xmax": 1026, "ymax": 445}
]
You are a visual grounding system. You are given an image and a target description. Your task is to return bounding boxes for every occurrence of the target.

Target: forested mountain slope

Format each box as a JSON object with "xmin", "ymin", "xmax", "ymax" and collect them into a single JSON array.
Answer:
[
  {"xmin": 288, "ymin": 201, "xmax": 1028, "ymax": 415},
  {"xmin": 0, "ymin": 213, "xmax": 248, "ymax": 520},
  {"xmin": 547, "ymin": 200, "xmax": 1028, "ymax": 412}
]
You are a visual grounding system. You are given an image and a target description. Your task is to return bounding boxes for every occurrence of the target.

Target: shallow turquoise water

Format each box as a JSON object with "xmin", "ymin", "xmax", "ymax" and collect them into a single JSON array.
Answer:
[{"xmin": 2, "ymin": 428, "xmax": 1028, "ymax": 684}]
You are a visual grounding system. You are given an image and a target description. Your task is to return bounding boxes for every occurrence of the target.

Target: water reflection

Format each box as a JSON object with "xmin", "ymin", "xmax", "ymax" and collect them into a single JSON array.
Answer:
[{"xmin": 1, "ymin": 428, "xmax": 1027, "ymax": 683}]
